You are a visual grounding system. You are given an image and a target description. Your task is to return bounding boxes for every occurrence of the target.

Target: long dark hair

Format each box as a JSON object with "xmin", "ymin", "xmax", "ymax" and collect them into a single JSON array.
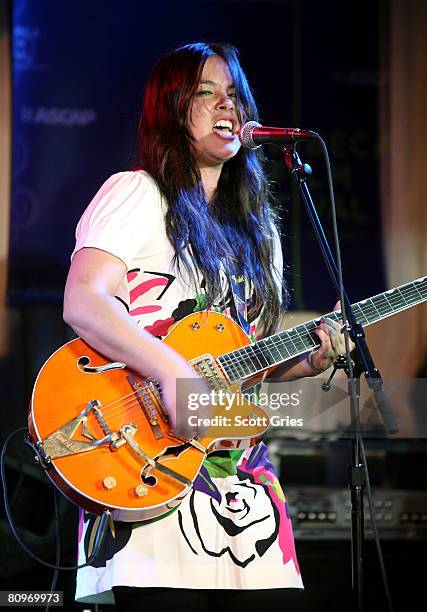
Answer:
[{"xmin": 138, "ymin": 42, "xmax": 284, "ymax": 336}]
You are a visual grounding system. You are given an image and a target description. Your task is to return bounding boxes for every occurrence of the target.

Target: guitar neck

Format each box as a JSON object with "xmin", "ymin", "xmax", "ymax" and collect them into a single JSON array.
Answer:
[{"xmin": 218, "ymin": 276, "xmax": 427, "ymax": 383}]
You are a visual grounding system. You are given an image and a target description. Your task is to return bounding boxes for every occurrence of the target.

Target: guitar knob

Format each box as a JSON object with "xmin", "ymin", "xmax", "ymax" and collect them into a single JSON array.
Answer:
[
  {"xmin": 191, "ymin": 322, "xmax": 200, "ymax": 331},
  {"xmin": 216, "ymin": 324, "xmax": 225, "ymax": 332},
  {"xmin": 135, "ymin": 484, "xmax": 148, "ymax": 497},
  {"xmin": 102, "ymin": 476, "xmax": 117, "ymax": 490}
]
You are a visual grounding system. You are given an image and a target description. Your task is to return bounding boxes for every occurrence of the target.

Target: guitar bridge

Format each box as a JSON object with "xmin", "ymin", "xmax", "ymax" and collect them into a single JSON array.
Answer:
[
  {"xmin": 39, "ymin": 400, "xmax": 120, "ymax": 460},
  {"xmin": 127, "ymin": 375, "xmax": 166, "ymax": 440}
]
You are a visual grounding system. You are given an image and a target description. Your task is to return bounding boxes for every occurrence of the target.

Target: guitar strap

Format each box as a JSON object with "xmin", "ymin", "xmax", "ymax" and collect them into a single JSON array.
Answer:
[
  {"xmin": 229, "ymin": 273, "xmax": 250, "ymax": 335},
  {"xmin": 228, "ymin": 273, "xmax": 263, "ymax": 450}
]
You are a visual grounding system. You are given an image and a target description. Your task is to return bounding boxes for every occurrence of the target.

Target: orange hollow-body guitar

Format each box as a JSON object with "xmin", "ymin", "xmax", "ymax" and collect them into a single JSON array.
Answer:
[
  {"xmin": 28, "ymin": 276, "xmax": 427, "ymax": 522},
  {"xmin": 28, "ymin": 311, "xmax": 268, "ymax": 522}
]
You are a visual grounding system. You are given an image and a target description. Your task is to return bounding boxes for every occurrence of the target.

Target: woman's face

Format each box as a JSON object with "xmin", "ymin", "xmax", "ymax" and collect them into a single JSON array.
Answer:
[{"xmin": 188, "ymin": 55, "xmax": 241, "ymax": 170}]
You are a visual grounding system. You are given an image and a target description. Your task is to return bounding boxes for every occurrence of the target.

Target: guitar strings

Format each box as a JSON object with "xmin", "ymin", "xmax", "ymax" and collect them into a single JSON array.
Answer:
[
  {"xmin": 94, "ymin": 302, "xmax": 416, "ymax": 424},
  {"xmin": 94, "ymin": 293, "xmax": 421, "ymax": 421},
  {"xmin": 90, "ymin": 329, "xmax": 311, "ymax": 424},
  {"xmin": 221, "ymin": 285, "xmax": 427, "ymax": 379},
  {"xmin": 95, "ymin": 383, "xmax": 162, "ymax": 421},
  {"xmin": 85, "ymin": 282, "xmax": 427, "ymax": 426}
]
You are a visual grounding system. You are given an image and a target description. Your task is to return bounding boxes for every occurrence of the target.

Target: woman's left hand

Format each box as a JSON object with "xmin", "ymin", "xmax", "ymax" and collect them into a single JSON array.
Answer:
[{"xmin": 308, "ymin": 303, "xmax": 356, "ymax": 374}]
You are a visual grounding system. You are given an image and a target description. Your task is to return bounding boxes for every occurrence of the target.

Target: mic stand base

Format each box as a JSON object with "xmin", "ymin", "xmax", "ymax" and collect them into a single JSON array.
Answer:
[
  {"xmin": 349, "ymin": 435, "xmax": 365, "ymax": 612},
  {"xmin": 322, "ymin": 356, "xmax": 365, "ymax": 611}
]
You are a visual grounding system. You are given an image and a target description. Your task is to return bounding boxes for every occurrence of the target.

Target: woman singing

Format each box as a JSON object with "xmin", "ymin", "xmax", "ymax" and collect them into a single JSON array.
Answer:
[{"xmin": 64, "ymin": 41, "xmax": 348, "ymax": 611}]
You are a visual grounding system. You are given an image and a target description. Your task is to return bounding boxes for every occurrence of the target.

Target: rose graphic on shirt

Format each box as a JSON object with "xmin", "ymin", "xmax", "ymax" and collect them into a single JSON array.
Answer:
[{"xmin": 178, "ymin": 469, "xmax": 279, "ymax": 567}]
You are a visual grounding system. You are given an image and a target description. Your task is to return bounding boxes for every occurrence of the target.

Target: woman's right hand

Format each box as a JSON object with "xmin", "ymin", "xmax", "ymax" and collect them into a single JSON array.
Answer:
[
  {"xmin": 64, "ymin": 248, "xmax": 212, "ymax": 438},
  {"xmin": 155, "ymin": 349, "xmax": 211, "ymax": 438}
]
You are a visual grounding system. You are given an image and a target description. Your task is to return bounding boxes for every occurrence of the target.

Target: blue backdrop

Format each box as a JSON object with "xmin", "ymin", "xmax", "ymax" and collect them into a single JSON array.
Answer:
[{"xmin": 9, "ymin": 0, "xmax": 385, "ymax": 309}]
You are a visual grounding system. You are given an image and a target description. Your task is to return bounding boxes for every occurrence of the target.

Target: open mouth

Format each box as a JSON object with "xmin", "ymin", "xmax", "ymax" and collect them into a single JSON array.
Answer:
[{"xmin": 212, "ymin": 119, "xmax": 235, "ymax": 137}]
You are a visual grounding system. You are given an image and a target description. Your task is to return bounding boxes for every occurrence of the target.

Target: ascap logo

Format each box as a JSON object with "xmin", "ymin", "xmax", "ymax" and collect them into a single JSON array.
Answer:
[
  {"xmin": 21, "ymin": 106, "xmax": 97, "ymax": 127},
  {"xmin": 13, "ymin": 25, "xmax": 42, "ymax": 70}
]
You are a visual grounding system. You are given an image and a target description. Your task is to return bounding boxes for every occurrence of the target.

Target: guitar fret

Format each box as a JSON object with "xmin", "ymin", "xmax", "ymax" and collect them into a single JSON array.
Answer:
[
  {"xmin": 240, "ymin": 349, "xmax": 257, "ymax": 377},
  {"xmin": 276, "ymin": 335, "xmax": 294, "ymax": 356},
  {"xmin": 271, "ymin": 334, "xmax": 292, "ymax": 359},
  {"xmin": 295, "ymin": 327, "xmax": 318, "ymax": 351},
  {"xmin": 413, "ymin": 283, "xmax": 423, "ymax": 300},
  {"xmin": 298, "ymin": 329, "xmax": 317, "ymax": 350},
  {"xmin": 397, "ymin": 288, "xmax": 409, "ymax": 305},
  {"xmin": 403, "ymin": 288, "xmax": 422, "ymax": 303},
  {"xmin": 283, "ymin": 330, "xmax": 300, "ymax": 354},
  {"xmin": 256, "ymin": 342, "xmax": 278, "ymax": 366},
  {"xmin": 358, "ymin": 300, "xmax": 377, "ymax": 323},
  {"xmin": 369, "ymin": 298, "xmax": 382, "ymax": 319},
  {"xmin": 262, "ymin": 337, "xmax": 284, "ymax": 363},
  {"xmin": 352, "ymin": 304, "xmax": 369, "ymax": 325},
  {"xmin": 238, "ymin": 346, "xmax": 256, "ymax": 374},
  {"xmin": 218, "ymin": 277, "xmax": 427, "ymax": 382},
  {"xmin": 220, "ymin": 352, "xmax": 247, "ymax": 380},
  {"xmin": 288, "ymin": 329, "xmax": 307, "ymax": 352},
  {"xmin": 417, "ymin": 279, "xmax": 427, "ymax": 297},
  {"xmin": 246, "ymin": 344, "xmax": 270, "ymax": 370},
  {"xmin": 301, "ymin": 323, "xmax": 318, "ymax": 346},
  {"xmin": 385, "ymin": 292, "xmax": 404, "ymax": 310},
  {"xmin": 382, "ymin": 292, "xmax": 394, "ymax": 313},
  {"xmin": 371, "ymin": 294, "xmax": 390, "ymax": 315},
  {"xmin": 277, "ymin": 327, "xmax": 315, "ymax": 357}
]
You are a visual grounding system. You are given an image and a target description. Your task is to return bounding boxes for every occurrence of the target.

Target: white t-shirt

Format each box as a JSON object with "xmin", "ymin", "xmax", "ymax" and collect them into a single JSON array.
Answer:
[{"xmin": 72, "ymin": 171, "xmax": 303, "ymax": 604}]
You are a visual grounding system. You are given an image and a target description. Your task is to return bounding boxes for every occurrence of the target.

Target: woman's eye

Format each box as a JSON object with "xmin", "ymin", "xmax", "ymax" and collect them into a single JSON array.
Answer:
[{"xmin": 196, "ymin": 90, "xmax": 212, "ymax": 96}]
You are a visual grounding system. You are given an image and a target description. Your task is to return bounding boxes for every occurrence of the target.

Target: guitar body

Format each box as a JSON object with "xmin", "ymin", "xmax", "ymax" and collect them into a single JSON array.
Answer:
[
  {"xmin": 28, "ymin": 311, "xmax": 268, "ymax": 522},
  {"xmin": 28, "ymin": 275, "xmax": 427, "ymax": 522}
]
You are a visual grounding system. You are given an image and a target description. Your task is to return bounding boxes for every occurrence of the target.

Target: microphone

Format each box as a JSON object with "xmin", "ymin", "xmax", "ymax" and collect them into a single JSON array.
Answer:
[{"xmin": 238, "ymin": 121, "xmax": 318, "ymax": 150}]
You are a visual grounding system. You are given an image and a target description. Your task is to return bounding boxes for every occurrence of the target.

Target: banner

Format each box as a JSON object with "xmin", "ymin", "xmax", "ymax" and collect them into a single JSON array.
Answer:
[{"xmin": 9, "ymin": 0, "xmax": 385, "ymax": 309}]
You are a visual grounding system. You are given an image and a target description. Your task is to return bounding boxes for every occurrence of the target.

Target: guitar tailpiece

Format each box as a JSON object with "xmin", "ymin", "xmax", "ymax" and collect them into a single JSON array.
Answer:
[{"xmin": 24, "ymin": 433, "xmax": 52, "ymax": 470}]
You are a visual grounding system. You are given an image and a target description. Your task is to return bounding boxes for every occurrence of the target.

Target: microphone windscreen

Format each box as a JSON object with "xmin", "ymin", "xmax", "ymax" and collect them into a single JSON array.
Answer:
[{"xmin": 238, "ymin": 121, "xmax": 262, "ymax": 149}]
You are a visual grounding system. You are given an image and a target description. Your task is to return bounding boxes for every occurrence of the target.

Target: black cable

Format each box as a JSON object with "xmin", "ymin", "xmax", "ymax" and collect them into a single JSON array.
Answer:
[
  {"xmin": 45, "ymin": 488, "xmax": 60, "ymax": 612},
  {"xmin": 1, "ymin": 427, "xmax": 109, "ymax": 571},
  {"xmin": 316, "ymin": 136, "xmax": 394, "ymax": 612},
  {"xmin": 359, "ymin": 439, "xmax": 394, "ymax": 612}
]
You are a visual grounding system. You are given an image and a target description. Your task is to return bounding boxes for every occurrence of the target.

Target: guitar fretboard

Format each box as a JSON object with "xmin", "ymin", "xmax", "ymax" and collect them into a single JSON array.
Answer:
[{"xmin": 217, "ymin": 277, "xmax": 427, "ymax": 382}]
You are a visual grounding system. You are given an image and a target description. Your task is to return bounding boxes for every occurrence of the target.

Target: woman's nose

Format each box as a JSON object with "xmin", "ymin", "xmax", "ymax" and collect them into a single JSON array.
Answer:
[{"xmin": 216, "ymin": 92, "xmax": 235, "ymax": 110}]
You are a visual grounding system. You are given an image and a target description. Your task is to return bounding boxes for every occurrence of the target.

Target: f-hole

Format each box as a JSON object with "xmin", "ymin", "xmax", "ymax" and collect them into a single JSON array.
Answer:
[{"xmin": 140, "ymin": 471, "xmax": 157, "ymax": 487}]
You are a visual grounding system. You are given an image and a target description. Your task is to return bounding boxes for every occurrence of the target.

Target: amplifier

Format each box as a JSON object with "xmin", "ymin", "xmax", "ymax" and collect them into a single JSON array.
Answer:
[
  {"xmin": 269, "ymin": 438, "xmax": 427, "ymax": 540},
  {"xmin": 285, "ymin": 486, "xmax": 427, "ymax": 540}
]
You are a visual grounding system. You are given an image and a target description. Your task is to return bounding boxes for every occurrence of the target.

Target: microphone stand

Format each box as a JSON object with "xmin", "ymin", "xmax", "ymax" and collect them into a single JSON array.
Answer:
[{"xmin": 282, "ymin": 145, "xmax": 397, "ymax": 612}]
